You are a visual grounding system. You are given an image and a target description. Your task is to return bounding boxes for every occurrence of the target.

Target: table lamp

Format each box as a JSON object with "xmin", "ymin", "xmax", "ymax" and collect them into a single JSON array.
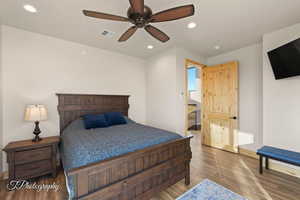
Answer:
[{"xmin": 24, "ymin": 105, "xmax": 48, "ymax": 142}]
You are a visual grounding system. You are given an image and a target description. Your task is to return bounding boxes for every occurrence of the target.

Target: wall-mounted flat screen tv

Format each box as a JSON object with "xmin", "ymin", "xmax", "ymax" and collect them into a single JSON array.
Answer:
[{"xmin": 267, "ymin": 38, "xmax": 300, "ymax": 80}]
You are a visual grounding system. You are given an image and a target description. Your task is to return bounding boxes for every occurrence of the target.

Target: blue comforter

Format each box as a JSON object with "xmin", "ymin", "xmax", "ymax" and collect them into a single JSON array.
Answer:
[{"xmin": 60, "ymin": 118, "xmax": 182, "ymax": 199}]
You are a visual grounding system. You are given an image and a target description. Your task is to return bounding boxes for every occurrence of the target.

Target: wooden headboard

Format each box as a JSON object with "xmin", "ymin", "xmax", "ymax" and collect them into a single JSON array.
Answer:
[{"xmin": 57, "ymin": 94, "xmax": 130, "ymax": 133}]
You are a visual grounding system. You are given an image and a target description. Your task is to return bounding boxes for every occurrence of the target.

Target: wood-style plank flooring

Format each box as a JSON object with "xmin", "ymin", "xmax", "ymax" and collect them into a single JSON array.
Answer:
[{"xmin": 1, "ymin": 134, "xmax": 300, "ymax": 200}]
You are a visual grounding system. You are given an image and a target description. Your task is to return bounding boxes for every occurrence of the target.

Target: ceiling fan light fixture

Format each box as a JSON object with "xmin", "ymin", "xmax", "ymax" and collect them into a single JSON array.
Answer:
[
  {"xmin": 24, "ymin": 4, "xmax": 37, "ymax": 13},
  {"xmin": 187, "ymin": 22, "xmax": 197, "ymax": 29},
  {"xmin": 147, "ymin": 45, "xmax": 154, "ymax": 49}
]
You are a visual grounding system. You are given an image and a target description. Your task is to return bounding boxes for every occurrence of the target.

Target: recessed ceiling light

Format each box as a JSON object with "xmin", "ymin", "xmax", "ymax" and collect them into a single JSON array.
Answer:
[
  {"xmin": 214, "ymin": 45, "xmax": 221, "ymax": 50},
  {"xmin": 187, "ymin": 22, "xmax": 197, "ymax": 29},
  {"xmin": 147, "ymin": 45, "xmax": 154, "ymax": 49},
  {"xmin": 24, "ymin": 5, "xmax": 37, "ymax": 13}
]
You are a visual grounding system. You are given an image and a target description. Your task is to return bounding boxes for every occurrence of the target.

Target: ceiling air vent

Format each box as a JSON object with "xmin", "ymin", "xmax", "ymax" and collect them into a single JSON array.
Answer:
[{"xmin": 101, "ymin": 30, "xmax": 115, "ymax": 38}]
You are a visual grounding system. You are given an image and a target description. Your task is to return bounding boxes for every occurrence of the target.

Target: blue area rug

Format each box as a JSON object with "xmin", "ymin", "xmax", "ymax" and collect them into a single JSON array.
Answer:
[{"xmin": 176, "ymin": 179, "xmax": 246, "ymax": 200}]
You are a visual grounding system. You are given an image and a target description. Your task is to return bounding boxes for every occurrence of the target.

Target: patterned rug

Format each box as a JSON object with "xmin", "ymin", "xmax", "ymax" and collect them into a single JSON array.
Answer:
[{"xmin": 176, "ymin": 179, "xmax": 246, "ymax": 200}]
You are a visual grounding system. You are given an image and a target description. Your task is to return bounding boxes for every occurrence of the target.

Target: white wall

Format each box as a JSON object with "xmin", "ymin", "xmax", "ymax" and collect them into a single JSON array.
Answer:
[
  {"xmin": 1, "ymin": 26, "xmax": 147, "ymax": 171},
  {"xmin": 263, "ymin": 23, "xmax": 300, "ymax": 154},
  {"xmin": 207, "ymin": 44, "xmax": 263, "ymax": 151},
  {"xmin": 146, "ymin": 47, "xmax": 205, "ymax": 134},
  {"xmin": 146, "ymin": 48, "xmax": 178, "ymax": 133},
  {"xmin": 0, "ymin": 25, "xmax": 3, "ymax": 172}
]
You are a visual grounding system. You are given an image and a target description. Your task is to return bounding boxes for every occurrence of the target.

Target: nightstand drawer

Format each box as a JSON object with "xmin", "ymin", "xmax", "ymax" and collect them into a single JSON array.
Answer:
[
  {"xmin": 15, "ymin": 159, "xmax": 52, "ymax": 178},
  {"xmin": 15, "ymin": 147, "xmax": 52, "ymax": 164}
]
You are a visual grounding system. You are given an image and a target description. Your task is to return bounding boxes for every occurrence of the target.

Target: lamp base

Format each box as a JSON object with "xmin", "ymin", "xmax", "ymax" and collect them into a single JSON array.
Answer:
[{"xmin": 32, "ymin": 121, "xmax": 42, "ymax": 143}]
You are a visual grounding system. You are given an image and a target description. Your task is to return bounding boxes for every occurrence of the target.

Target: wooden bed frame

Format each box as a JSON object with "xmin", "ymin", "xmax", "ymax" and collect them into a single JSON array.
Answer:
[{"xmin": 57, "ymin": 94, "xmax": 192, "ymax": 200}]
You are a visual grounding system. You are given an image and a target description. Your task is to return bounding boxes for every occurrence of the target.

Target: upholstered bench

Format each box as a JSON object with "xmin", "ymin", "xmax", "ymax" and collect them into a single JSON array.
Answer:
[{"xmin": 257, "ymin": 146, "xmax": 300, "ymax": 174}]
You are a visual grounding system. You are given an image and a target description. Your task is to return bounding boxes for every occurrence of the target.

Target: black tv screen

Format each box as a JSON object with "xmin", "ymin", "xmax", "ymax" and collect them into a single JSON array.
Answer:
[{"xmin": 267, "ymin": 38, "xmax": 300, "ymax": 80}]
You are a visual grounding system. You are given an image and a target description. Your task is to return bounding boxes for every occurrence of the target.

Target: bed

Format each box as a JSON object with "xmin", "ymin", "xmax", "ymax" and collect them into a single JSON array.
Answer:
[{"xmin": 57, "ymin": 94, "xmax": 192, "ymax": 200}]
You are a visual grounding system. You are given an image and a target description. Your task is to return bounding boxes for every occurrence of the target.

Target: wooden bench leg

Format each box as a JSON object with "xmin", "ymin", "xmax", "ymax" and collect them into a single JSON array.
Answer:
[
  {"xmin": 265, "ymin": 157, "xmax": 269, "ymax": 170},
  {"xmin": 259, "ymin": 155, "xmax": 263, "ymax": 174}
]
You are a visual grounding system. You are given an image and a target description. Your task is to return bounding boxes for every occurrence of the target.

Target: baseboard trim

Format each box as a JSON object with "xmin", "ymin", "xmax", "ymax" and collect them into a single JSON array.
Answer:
[
  {"xmin": 239, "ymin": 148, "xmax": 259, "ymax": 159},
  {"xmin": 239, "ymin": 147, "xmax": 300, "ymax": 178},
  {"xmin": 269, "ymin": 161, "xmax": 300, "ymax": 178}
]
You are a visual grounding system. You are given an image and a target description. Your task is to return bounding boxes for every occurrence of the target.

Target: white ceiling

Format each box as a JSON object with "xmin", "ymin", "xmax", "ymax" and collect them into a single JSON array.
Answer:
[{"xmin": 1, "ymin": 0, "xmax": 300, "ymax": 58}]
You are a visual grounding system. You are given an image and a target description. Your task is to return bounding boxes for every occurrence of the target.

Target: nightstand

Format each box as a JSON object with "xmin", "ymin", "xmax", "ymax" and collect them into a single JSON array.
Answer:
[{"xmin": 3, "ymin": 136, "xmax": 60, "ymax": 181}]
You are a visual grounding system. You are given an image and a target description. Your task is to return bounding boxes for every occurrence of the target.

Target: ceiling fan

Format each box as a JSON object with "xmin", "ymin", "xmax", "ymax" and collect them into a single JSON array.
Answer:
[{"xmin": 83, "ymin": 0, "xmax": 195, "ymax": 43}]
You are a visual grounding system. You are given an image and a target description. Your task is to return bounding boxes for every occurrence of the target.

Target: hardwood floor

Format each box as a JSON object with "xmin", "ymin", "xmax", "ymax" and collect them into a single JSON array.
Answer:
[{"xmin": 1, "ymin": 134, "xmax": 300, "ymax": 200}]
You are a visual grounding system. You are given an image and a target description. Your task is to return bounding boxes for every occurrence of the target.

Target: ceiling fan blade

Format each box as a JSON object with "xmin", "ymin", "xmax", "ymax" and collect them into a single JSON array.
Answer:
[
  {"xmin": 83, "ymin": 10, "xmax": 129, "ymax": 22},
  {"xmin": 150, "ymin": 5, "xmax": 195, "ymax": 23},
  {"xmin": 145, "ymin": 25, "xmax": 170, "ymax": 43},
  {"xmin": 129, "ymin": 0, "xmax": 144, "ymax": 14},
  {"xmin": 119, "ymin": 26, "xmax": 138, "ymax": 42}
]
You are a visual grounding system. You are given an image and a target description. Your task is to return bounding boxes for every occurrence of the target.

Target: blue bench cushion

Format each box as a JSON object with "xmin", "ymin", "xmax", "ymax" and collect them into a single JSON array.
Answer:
[{"xmin": 257, "ymin": 146, "xmax": 300, "ymax": 166}]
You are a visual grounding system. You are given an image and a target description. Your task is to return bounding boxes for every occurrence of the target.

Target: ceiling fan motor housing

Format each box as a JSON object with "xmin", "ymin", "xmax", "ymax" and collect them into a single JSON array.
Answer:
[{"xmin": 127, "ymin": 6, "xmax": 152, "ymax": 28}]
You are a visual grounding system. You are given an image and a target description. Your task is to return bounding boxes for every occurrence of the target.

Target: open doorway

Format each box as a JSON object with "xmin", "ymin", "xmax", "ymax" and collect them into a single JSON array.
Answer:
[{"xmin": 184, "ymin": 59, "xmax": 204, "ymax": 135}]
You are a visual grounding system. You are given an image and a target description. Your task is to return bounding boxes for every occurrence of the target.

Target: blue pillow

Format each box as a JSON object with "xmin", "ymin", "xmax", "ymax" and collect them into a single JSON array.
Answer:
[
  {"xmin": 82, "ymin": 114, "xmax": 109, "ymax": 129},
  {"xmin": 104, "ymin": 112, "xmax": 127, "ymax": 126}
]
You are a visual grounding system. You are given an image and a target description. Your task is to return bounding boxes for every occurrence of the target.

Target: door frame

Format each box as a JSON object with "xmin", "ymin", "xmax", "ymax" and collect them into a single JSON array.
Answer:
[{"xmin": 184, "ymin": 59, "xmax": 205, "ymax": 136}]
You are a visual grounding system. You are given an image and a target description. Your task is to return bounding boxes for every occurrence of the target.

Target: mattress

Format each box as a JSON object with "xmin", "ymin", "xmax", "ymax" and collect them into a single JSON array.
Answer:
[{"xmin": 60, "ymin": 118, "xmax": 182, "ymax": 198}]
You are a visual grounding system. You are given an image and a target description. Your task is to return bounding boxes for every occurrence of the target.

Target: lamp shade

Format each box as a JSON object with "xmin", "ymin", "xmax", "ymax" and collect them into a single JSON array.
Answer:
[{"xmin": 24, "ymin": 105, "xmax": 48, "ymax": 122}]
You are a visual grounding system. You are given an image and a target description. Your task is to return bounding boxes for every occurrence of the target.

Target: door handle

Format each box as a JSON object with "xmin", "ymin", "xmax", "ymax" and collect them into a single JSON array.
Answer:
[{"xmin": 230, "ymin": 116, "xmax": 237, "ymax": 120}]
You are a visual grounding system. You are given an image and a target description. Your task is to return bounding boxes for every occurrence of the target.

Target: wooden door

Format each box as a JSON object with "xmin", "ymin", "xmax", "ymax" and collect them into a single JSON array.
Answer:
[{"xmin": 201, "ymin": 61, "xmax": 238, "ymax": 153}]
